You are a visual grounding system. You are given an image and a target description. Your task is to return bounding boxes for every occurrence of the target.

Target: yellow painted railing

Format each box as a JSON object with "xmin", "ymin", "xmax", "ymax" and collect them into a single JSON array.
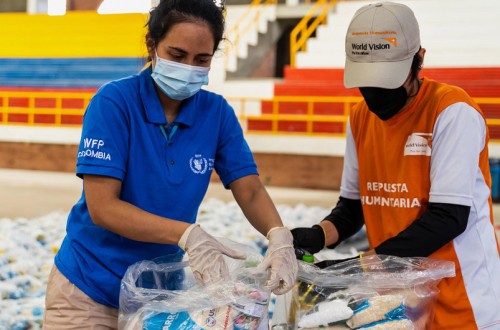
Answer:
[
  {"xmin": 1, "ymin": 90, "xmax": 500, "ymax": 141},
  {"xmin": 224, "ymin": 0, "xmax": 277, "ymax": 72},
  {"xmin": 233, "ymin": 96, "xmax": 500, "ymax": 138},
  {"xmin": 0, "ymin": 91, "xmax": 92, "ymax": 126},
  {"xmin": 228, "ymin": 95, "xmax": 358, "ymax": 136},
  {"xmin": 289, "ymin": 0, "xmax": 337, "ymax": 67}
]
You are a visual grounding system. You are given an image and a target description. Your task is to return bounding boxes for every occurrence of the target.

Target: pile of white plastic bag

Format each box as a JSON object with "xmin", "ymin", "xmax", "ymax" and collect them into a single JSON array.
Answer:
[{"xmin": 0, "ymin": 213, "xmax": 65, "ymax": 329}]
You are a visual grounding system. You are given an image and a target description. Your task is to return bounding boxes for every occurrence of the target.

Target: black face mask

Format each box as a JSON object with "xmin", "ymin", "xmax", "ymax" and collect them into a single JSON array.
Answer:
[{"xmin": 359, "ymin": 86, "xmax": 408, "ymax": 121}]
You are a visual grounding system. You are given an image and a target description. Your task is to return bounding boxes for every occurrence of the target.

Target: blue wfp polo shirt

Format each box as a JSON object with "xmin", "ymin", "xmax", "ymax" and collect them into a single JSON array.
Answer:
[{"xmin": 54, "ymin": 66, "xmax": 258, "ymax": 308}]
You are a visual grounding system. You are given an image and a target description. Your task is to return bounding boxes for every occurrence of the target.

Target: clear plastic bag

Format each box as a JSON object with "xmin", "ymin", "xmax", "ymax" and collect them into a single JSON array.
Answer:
[
  {"xmin": 118, "ymin": 240, "xmax": 271, "ymax": 330},
  {"xmin": 287, "ymin": 255, "xmax": 455, "ymax": 330}
]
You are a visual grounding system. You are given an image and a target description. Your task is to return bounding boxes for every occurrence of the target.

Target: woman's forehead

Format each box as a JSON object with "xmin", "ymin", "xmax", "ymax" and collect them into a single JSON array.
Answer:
[{"xmin": 159, "ymin": 21, "xmax": 214, "ymax": 54}]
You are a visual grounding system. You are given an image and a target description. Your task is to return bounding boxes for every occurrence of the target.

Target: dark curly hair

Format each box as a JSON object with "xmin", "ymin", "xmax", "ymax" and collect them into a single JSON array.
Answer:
[{"xmin": 146, "ymin": 0, "xmax": 225, "ymax": 57}]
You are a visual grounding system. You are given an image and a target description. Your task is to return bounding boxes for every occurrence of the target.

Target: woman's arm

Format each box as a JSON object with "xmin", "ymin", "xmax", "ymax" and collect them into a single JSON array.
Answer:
[
  {"xmin": 228, "ymin": 174, "xmax": 284, "ymax": 235},
  {"xmin": 84, "ymin": 174, "xmax": 189, "ymax": 244},
  {"xmin": 230, "ymin": 174, "xmax": 298, "ymax": 295}
]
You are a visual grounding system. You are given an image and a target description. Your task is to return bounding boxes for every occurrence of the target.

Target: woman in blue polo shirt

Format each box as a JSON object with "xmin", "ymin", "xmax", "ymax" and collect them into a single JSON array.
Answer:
[{"xmin": 43, "ymin": 0, "xmax": 297, "ymax": 327}]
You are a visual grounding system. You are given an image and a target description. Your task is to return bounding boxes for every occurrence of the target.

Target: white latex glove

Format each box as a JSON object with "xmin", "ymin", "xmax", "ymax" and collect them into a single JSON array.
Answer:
[
  {"xmin": 255, "ymin": 227, "xmax": 298, "ymax": 295},
  {"xmin": 178, "ymin": 224, "xmax": 245, "ymax": 285}
]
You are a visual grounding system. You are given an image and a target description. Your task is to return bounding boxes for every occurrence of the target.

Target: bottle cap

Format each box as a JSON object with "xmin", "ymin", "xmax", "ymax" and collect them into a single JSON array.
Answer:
[{"xmin": 302, "ymin": 254, "xmax": 315, "ymax": 263}]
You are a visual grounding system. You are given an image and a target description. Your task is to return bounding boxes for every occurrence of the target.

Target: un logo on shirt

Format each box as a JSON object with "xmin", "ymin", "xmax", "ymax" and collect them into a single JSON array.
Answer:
[{"xmin": 189, "ymin": 154, "xmax": 208, "ymax": 174}]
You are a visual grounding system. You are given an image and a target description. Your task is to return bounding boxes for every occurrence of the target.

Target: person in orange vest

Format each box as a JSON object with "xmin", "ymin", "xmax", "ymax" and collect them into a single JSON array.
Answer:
[{"xmin": 292, "ymin": 2, "xmax": 500, "ymax": 329}]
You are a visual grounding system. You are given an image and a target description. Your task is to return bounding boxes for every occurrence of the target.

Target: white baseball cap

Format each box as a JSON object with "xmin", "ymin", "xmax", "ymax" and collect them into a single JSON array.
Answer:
[{"xmin": 344, "ymin": 2, "xmax": 421, "ymax": 89}]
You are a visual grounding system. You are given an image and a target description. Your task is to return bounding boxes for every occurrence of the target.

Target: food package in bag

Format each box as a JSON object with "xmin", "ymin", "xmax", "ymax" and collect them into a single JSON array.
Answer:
[
  {"xmin": 118, "ymin": 239, "xmax": 271, "ymax": 330},
  {"xmin": 288, "ymin": 255, "xmax": 455, "ymax": 330}
]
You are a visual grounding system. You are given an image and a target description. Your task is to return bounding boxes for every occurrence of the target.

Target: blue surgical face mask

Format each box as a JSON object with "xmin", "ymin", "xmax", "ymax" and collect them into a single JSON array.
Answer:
[{"xmin": 151, "ymin": 53, "xmax": 210, "ymax": 100}]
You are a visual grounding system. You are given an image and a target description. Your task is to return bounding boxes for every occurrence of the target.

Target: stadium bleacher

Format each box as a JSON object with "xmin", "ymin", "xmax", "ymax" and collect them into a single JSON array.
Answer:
[{"xmin": 0, "ymin": 0, "xmax": 499, "ymax": 187}]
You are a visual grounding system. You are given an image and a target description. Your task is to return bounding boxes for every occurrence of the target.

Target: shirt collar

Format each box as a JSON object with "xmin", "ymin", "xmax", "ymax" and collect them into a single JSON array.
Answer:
[{"xmin": 139, "ymin": 65, "xmax": 196, "ymax": 127}]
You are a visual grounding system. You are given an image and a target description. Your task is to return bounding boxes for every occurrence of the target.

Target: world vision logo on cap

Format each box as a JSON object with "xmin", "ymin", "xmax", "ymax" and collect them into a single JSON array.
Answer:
[{"xmin": 350, "ymin": 30, "xmax": 398, "ymax": 55}]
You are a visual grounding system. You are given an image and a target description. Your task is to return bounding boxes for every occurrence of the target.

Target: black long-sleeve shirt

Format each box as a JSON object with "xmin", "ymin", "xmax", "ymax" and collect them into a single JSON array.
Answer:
[{"xmin": 323, "ymin": 196, "xmax": 470, "ymax": 257}]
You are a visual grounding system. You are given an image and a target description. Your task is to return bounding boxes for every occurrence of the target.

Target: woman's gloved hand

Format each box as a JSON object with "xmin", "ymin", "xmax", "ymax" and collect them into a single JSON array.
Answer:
[
  {"xmin": 178, "ymin": 224, "xmax": 246, "ymax": 285},
  {"xmin": 291, "ymin": 225, "xmax": 326, "ymax": 254},
  {"xmin": 255, "ymin": 227, "xmax": 298, "ymax": 295}
]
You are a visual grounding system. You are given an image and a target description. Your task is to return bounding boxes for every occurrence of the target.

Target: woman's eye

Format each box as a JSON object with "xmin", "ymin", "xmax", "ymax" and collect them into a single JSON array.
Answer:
[
  {"xmin": 166, "ymin": 52, "xmax": 183, "ymax": 60},
  {"xmin": 197, "ymin": 58, "xmax": 211, "ymax": 65}
]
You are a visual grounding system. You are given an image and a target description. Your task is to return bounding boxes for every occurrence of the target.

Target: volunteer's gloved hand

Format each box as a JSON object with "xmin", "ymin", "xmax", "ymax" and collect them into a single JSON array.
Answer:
[
  {"xmin": 291, "ymin": 225, "xmax": 325, "ymax": 255},
  {"xmin": 178, "ymin": 224, "xmax": 246, "ymax": 285},
  {"xmin": 255, "ymin": 227, "xmax": 298, "ymax": 295}
]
